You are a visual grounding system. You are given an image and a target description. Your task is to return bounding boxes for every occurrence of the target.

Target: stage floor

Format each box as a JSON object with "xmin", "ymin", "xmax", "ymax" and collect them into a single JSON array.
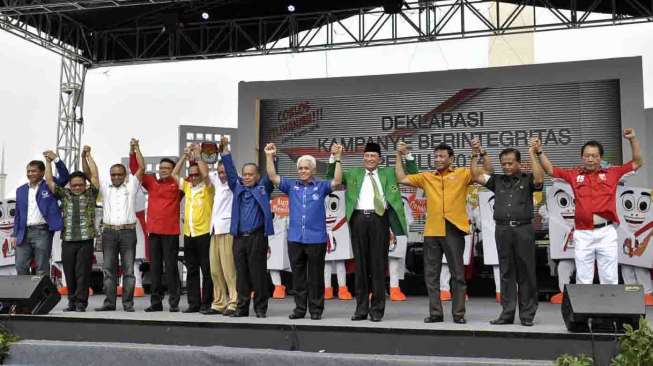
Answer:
[{"xmin": 44, "ymin": 294, "xmax": 652, "ymax": 334}]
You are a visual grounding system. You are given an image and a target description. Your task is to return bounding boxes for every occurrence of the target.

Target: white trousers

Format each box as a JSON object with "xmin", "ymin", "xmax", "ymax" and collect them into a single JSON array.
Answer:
[
  {"xmin": 621, "ymin": 264, "xmax": 653, "ymax": 294},
  {"xmin": 557, "ymin": 259, "xmax": 575, "ymax": 292},
  {"xmin": 270, "ymin": 270, "xmax": 282, "ymax": 286},
  {"xmin": 573, "ymin": 225, "xmax": 618, "ymax": 285},
  {"xmin": 324, "ymin": 261, "xmax": 347, "ymax": 287},
  {"xmin": 492, "ymin": 265, "xmax": 500, "ymax": 293}
]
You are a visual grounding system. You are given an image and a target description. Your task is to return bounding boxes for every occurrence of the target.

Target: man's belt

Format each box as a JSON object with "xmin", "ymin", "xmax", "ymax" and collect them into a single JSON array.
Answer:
[
  {"xmin": 103, "ymin": 223, "xmax": 136, "ymax": 231},
  {"xmin": 593, "ymin": 221, "xmax": 613, "ymax": 229},
  {"xmin": 26, "ymin": 224, "xmax": 48, "ymax": 229},
  {"xmin": 354, "ymin": 209, "xmax": 381, "ymax": 216},
  {"xmin": 495, "ymin": 219, "xmax": 531, "ymax": 227},
  {"xmin": 238, "ymin": 226, "xmax": 263, "ymax": 237}
]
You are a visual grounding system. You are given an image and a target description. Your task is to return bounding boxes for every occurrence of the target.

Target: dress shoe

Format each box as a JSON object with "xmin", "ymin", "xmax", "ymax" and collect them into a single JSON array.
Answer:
[
  {"xmin": 123, "ymin": 307, "xmax": 135, "ymax": 313},
  {"xmin": 490, "ymin": 318, "xmax": 514, "ymax": 325},
  {"xmin": 182, "ymin": 307, "xmax": 200, "ymax": 313},
  {"xmin": 424, "ymin": 316, "xmax": 444, "ymax": 323},
  {"xmin": 288, "ymin": 313, "xmax": 305, "ymax": 319},
  {"xmin": 369, "ymin": 314, "xmax": 382, "ymax": 322},
  {"xmin": 202, "ymin": 308, "xmax": 222, "ymax": 315},
  {"xmin": 351, "ymin": 314, "xmax": 367, "ymax": 321},
  {"xmin": 520, "ymin": 319, "xmax": 534, "ymax": 327},
  {"xmin": 453, "ymin": 317, "xmax": 467, "ymax": 324},
  {"xmin": 169, "ymin": 306, "xmax": 180, "ymax": 313},
  {"xmin": 75, "ymin": 305, "xmax": 86, "ymax": 312},
  {"xmin": 63, "ymin": 304, "xmax": 76, "ymax": 312},
  {"xmin": 94, "ymin": 305, "xmax": 116, "ymax": 312},
  {"xmin": 255, "ymin": 312, "xmax": 267, "ymax": 318},
  {"xmin": 144, "ymin": 305, "xmax": 163, "ymax": 312},
  {"xmin": 230, "ymin": 311, "xmax": 249, "ymax": 317},
  {"xmin": 310, "ymin": 314, "xmax": 322, "ymax": 320},
  {"xmin": 222, "ymin": 309, "xmax": 236, "ymax": 316}
]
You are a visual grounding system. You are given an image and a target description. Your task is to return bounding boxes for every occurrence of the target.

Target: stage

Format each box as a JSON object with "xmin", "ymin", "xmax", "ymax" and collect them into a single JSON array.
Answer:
[{"xmin": 4, "ymin": 295, "xmax": 651, "ymax": 365}]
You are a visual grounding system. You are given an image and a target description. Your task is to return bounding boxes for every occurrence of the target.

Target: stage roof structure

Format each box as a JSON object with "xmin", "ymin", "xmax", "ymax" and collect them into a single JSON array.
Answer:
[{"xmin": 1, "ymin": 0, "xmax": 653, "ymax": 67}]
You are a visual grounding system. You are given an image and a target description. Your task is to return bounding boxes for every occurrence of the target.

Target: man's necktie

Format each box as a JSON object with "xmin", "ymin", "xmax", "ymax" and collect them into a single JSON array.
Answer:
[{"xmin": 369, "ymin": 172, "xmax": 385, "ymax": 216}]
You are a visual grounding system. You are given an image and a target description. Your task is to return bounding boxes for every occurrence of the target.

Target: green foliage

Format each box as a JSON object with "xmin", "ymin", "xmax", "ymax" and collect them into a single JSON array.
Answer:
[
  {"xmin": 611, "ymin": 318, "xmax": 653, "ymax": 366},
  {"xmin": 555, "ymin": 353, "xmax": 593, "ymax": 366},
  {"xmin": 0, "ymin": 328, "xmax": 18, "ymax": 364}
]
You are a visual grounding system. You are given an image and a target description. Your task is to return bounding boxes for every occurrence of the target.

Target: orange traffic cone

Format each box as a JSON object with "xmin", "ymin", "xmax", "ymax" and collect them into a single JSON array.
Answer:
[
  {"xmin": 58, "ymin": 287, "xmax": 68, "ymax": 296},
  {"xmin": 337, "ymin": 286, "xmax": 353, "ymax": 300},
  {"xmin": 495, "ymin": 292, "xmax": 501, "ymax": 303},
  {"xmin": 389, "ymin": 287, "xmax": 406, "ymax": 301},
  {"xmin": 550, "ymin": 292, "xmax": 564, "ymax": 304},
  {"xmin": 324, "ymin": 287, "xmax": 334, "ymax": 300},
  {"xmin": 644, "ymin": 293, "xmax": 653, "ymax": 307},
  {"xmin": 272, "ymin": 285, "xmax": 286, "ymax": 299},
  {"xmin": 440, "ymin": 290, "xmax": 452, "ymax": 301},
  {"xmin": 117, "ymin": 286, "xmax": 123, "ymax": 296},
  {"xmin": 134, "ymin": 287, "xmax": 145, "ymax": 297}
]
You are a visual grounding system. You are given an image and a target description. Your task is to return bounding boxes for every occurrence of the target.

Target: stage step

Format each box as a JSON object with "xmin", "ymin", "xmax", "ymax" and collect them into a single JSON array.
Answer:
[{"xmin": 7, "ymin": 340, "xmax": 553, "ymax": 366}]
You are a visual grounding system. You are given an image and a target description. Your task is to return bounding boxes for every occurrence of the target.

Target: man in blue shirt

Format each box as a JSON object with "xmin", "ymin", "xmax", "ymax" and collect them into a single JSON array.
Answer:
[
  {"xmin": 11, "ymin": 151, "xmax": 69, "ymax": 276},
  {"xmin": 220, "ymin": 136, "xmax": 274, "ymax": 318},
  {"xmin": 264, "ymin": 142, "xmax": 343, "ymax": 320}
]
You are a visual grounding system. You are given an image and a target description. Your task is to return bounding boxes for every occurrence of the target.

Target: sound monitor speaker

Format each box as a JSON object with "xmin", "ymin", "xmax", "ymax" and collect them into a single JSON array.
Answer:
[
  {"xmin": 0, "ymin": 275, "xmax": 60, "ymax": 315},
  {"xmin": 561, "ymin": 284, "xmax": 645, "ymax": 333}
]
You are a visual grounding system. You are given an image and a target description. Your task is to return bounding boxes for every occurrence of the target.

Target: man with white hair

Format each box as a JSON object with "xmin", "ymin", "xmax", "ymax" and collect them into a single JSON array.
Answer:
[{"xmin": 265, "ymin": 142, "xmax": 343, "ymax": 320}]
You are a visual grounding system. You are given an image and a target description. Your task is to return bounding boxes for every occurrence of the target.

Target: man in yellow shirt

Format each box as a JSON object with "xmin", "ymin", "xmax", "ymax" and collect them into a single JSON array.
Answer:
[
  {"xmin": 174, "ymin": 144, "xmax": 215, "ymax": 313},
  {"xmin": 395, "ymin": 140, "xmax": 486, "ymax": 324}
]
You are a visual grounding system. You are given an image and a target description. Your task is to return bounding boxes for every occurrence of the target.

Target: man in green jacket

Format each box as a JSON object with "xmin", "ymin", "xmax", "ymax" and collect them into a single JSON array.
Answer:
[{"xmin": 327, "ymin": 142, "xmax": 417, "ymax": 322}]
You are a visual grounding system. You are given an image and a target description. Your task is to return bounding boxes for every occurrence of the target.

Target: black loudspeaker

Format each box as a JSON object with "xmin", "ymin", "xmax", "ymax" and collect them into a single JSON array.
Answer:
[
  {"xmin": 0, "ymin": 275, "xmax": 61, "ymax": 315},
  {"xmin": 561, "ymin": 284, "xmax": 645, "ymax": 333}
]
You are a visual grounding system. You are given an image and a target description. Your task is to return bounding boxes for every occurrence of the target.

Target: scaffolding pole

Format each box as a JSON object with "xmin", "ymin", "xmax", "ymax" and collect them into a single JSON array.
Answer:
[{"xmin": 56, "ymin": 55, "xmax": 86, "ymax": 171}]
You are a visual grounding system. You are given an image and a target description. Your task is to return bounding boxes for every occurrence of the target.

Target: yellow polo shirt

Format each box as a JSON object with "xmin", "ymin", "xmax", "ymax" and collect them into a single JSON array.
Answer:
[
  {"xmin": 406, "ymin": 167, "xmax": 471, "ymax": 237},
  {"xmin": 182, "ymin": 180, "xmax": 215, "ymax": 237}
]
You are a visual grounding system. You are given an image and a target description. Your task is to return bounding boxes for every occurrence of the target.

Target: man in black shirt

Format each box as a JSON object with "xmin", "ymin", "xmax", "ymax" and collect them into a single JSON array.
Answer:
[{"xmin": 471, "ymin": 137, "xmax": 544, "ymax": 326}]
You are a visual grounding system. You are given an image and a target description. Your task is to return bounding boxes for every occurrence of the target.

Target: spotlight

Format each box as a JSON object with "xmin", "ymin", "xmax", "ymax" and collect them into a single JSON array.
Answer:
[
  {"xmin": 287, "ymin": 4, "xmax": 295, "ymax": 12},
  {"xmin": 201, "ymin": 12, "xmax": 209, "ymax": 20}
]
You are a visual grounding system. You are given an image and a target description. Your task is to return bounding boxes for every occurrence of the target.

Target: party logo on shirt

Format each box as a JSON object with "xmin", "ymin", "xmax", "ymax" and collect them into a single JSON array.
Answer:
[
  {"xmin": 598, "ymin": 173, "xmax": 607, "ymax": 182},
  {"xmin": 41, "ymin": 191, "xmax": 50, "ymax": 198},
  {"xmin": 312, "ymin": 193, "xmax": 320, "ymax": 201},
  {"xmin": 576, "ymin": 175, "xmax": 585, "ymax": 183}
]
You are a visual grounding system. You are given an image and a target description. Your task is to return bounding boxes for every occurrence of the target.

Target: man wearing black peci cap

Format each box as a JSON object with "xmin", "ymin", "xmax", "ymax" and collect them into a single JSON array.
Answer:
[{"xmin": 326, "ymin": 142, "xmax": 417, "ymax": 322}]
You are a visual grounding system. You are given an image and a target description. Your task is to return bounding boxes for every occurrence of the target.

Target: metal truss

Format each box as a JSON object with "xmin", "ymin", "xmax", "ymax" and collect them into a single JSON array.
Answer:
[
  {"xmin": 56, "ymin": 56, "xmax": 86, "ymax": 171},
  {"xmin": 88, "ymin": 0, "xmax": 653, "ymax": 66},
  {"xmin": 0, "ymin": 0, "xmax": 195, "ymax": 16}
]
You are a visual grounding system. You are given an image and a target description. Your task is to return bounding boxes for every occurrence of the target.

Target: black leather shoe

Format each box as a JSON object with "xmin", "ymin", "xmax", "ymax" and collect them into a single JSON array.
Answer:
[
  {"xmin": 520, "ymin": 319, "xmax": 534, "ymax": 327},
  {"xmin": 490, "ymin": 318, "xmax": 514, "ymax": 325},
  {"xmin": 424, "ymin": 316, "xmax": 444, "ymax": 323},
  {"xmin": 75, "ymin": 305, "xmax": 86, "ymax": 312},
  {"xmin": 288, "ymin": 313, "xmax": 305, "ymax": 319},
  {"xmin": 310, "ymin": 314, "xmax": 322, "ymax": 320},
  {"xmin": 202, "ymin": 308, "xmax": 222, "ymax": 315},
  {"xmin": 222, "ymin": 309, "xmax": 236, "ymax": 316},
  {"xmin": 63, "ymin": 304, "xmax": 76, "ymax": 312},
  {"xmin": 255, "ymin": 312, "xmax": 267, "ymax": 318},
  {"xmin": 351, "ymin": 314, "xmax": 367, "ymax": 321},
  {"xmin": 182, "ymin": 307, "xmax": 200, "ymax": 313},
  {"xmin": 169, "ymin": 306, "xmax": 180, "ymax": 313},
  {"xmin": 94, "ymin": 306, "xmax": 116, "ymax": 312},
  {"xmin": 144, "ymin": 306, "xmax": 163, "ymax": 312},
  {"xmin": 230, "ymin": 311, "xmax": 249, "ymax": 317},
  {"xmin": 123, "ymin": 307, "xmax": 135, "ymax": 313},
  {"xmin": 369, "ymin": 314, "xmax": 382, "ymax": 322},
  {"xmin": 453, "ymin": 317, "xmax": 467, "ymax": 324}
]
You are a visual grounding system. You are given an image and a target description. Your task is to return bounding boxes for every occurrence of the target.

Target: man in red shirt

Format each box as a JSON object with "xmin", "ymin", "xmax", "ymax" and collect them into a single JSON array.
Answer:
[
  {"xmin": 536, "ymin": 128, "xmax": 643, "ymax": 285},
  {"xmin": 135, "ymin": 145, "xmax": 184, "ymax": 312}
]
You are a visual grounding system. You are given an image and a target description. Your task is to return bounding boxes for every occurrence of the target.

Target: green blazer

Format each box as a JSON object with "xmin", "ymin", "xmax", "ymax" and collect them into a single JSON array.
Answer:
[{"xmin": 326, "ymin": 159, "xmax": 418, "ymax": 235}]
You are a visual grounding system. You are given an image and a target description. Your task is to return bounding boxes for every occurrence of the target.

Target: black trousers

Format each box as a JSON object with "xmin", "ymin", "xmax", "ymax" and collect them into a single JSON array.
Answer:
[
  {"xmin": 184, "ymin": 233, "xmax": 213, "ymax": 310},
  {"xmin": 233, "ymin": 230, "xmax": 269, "ymax": 315},
  {"xmin": 350, "ymin": 211, "xmax": 389, "ymax": 319},
  {"xmin": 288, "ymin": 241, "xmax": 327, "ymax": 316},
  {"xmin": 423, "ymin": 221, "xmax": 466, "ymax": 319},
  {"xmin": 61, "ymin": 239, "xmax": 94, "ymax": 308},
  {"xmin": 149, "ymin": 233, "xmax": 181, "ymax": 308},
  {"xmin": 495, "ymin": 223, "xmax": 538, "ymax": 322}
]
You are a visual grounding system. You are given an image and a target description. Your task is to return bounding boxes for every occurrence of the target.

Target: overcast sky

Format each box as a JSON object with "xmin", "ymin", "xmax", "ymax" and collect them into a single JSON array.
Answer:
[{"xmin": 2, "ymin": 9, "xmax": 653, "ymax": 196}]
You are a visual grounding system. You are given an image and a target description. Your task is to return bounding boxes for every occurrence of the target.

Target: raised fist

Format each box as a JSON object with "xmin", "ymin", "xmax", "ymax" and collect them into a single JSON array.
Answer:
[
  {"xmin": 397, "ymin": 141, "xmax": 410, "ymax": 156},
  {"xmin": 264, "ymin": 143, "xmax": 277, "ymax": 156},
  {"xmin": 623, "ymin": 128, "xmax": 636, "ymax": 141}
]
